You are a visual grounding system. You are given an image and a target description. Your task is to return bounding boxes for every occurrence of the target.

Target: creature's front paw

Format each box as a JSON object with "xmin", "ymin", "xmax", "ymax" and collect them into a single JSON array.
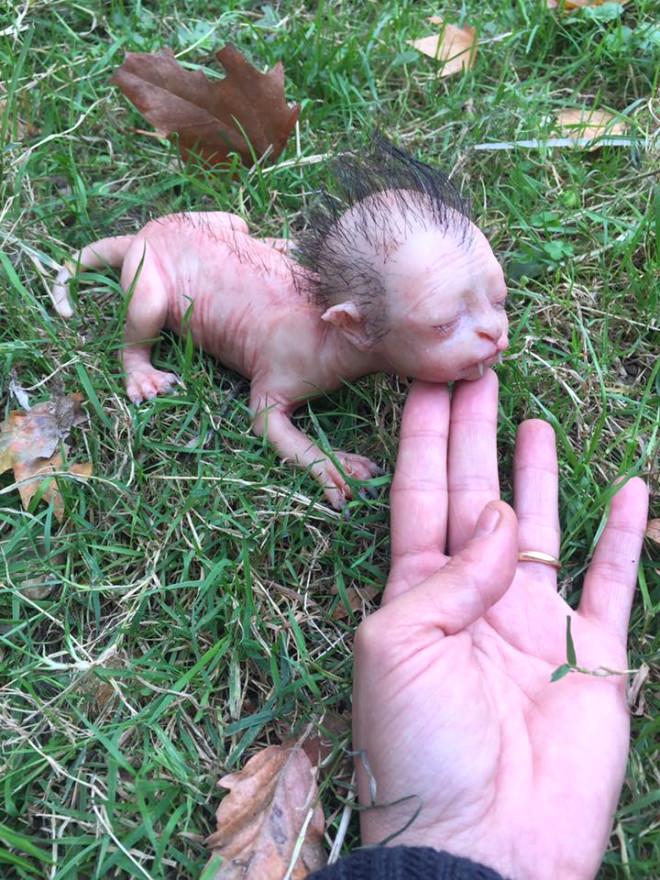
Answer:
[
  {"xmin": 318, "ymin": 452, "xmax": 382, "ymax": 509},
  {"xmin": 126, "ymin": 368, "xmax": 180, "ymax": 404}
]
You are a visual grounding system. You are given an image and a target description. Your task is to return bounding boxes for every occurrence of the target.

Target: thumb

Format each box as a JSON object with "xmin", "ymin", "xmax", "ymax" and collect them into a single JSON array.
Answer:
[{"xmin": 391, "ymin": 501, "xmax": 518, "ymax": 635}]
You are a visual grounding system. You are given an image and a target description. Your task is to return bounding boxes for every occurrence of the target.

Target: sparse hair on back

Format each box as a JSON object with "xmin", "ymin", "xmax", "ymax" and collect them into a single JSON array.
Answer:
[{"xmin": 294, "ymin": 133, "xmax": 473, "ymax": 339}]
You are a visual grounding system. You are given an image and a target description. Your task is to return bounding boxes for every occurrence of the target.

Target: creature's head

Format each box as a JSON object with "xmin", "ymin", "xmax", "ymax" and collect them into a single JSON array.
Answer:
[{"xmin": 295, "ymin": 135, "xmax": 508, "ymax": 382}]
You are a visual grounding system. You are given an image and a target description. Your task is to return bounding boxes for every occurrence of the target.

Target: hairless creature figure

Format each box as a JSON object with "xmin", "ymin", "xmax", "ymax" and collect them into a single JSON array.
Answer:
[{"xmin": 52, "ymin": 137, "xmax": 508, "ymax": 508}]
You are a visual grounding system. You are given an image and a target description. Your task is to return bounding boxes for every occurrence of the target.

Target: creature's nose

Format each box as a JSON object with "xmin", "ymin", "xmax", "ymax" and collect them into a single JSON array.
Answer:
[
  {"xmin": 476, "ymin": 326, "xmax": 499, "ymax": 342},
  {"xmin": 475, "ymin": 316, "xmax": 503, "ymax": 342},
  {"xmin": 475, "ymin": 312, "xmax": 508, "ymax": 351}
]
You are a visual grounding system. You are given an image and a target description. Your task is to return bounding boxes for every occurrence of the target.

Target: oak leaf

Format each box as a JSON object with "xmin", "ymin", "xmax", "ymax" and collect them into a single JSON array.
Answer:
[
  {"xmin": 0, "ymin": 393, "xmax": 92, "ymax": 520},
  {"xmin": 555, "ymin": 108, "xmax": 627, "ymax": 149},
  {"xmin": 205, "ymin": 745, "xmax": 326, "ymax": 879},
  {"xmin": 111, "ymin": 45, "xmax": 299, "ymax": 167},
  {"xmin": 409, "ymin": 20, "xmax": 477, "ymax": 76}
]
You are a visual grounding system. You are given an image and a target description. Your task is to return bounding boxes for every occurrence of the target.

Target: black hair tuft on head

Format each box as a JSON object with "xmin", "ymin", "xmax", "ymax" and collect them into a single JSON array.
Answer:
[{"xmin": 292, "ymin": 133, "xmax": 473, "ymax": 338}]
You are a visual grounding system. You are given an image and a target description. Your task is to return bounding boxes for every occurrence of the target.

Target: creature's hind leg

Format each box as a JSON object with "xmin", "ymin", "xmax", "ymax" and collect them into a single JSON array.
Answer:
[{"xmin": 120, "ymin": 244, "xmax": 179, "ymax": 403}]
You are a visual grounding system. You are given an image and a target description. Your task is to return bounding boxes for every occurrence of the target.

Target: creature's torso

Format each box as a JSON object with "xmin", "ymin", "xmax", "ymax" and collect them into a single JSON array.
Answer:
[{"xmin": 129, "ymin": 214, "xmax": 346, "ymax": 409}]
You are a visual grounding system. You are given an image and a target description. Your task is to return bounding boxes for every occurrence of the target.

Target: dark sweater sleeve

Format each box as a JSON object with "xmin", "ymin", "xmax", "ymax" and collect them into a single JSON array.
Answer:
[{"xmin": 308, "ymin": 846, "xmax": 507, "ymax": 879}]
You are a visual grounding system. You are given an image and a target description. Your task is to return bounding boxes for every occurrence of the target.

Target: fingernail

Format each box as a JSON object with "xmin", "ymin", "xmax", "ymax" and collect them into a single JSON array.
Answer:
[{"xmin": 474, "ymin": 503, "xmax": 500, "ymax": 537}]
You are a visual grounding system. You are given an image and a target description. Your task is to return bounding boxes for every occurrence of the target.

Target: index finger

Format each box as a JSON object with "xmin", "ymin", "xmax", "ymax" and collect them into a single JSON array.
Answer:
[
  {"xmin": 447, "ymin": 370, "xmax": 500, "ymax": 554},
  {"xmin": 390, "ymin": 381, "xmax": 450, "ymax": 565}
]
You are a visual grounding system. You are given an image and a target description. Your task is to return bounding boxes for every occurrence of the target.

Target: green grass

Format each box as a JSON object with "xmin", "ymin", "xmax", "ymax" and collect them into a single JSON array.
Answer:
[{"xmin": 1, "ymin": 0, "xmax": 658, "ymax": 877}]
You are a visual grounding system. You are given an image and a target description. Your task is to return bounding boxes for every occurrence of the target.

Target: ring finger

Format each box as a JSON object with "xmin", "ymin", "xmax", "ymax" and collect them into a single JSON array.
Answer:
[{"xmin": 514, "ymin": 419, "xmax": 560, "ymax": 588}]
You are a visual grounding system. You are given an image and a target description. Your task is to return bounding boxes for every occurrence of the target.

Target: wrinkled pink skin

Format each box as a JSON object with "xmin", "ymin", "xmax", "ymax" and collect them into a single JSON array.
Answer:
[{"xmin": 53, "ymin": 208, "xmax": 508, "ymax": 508}]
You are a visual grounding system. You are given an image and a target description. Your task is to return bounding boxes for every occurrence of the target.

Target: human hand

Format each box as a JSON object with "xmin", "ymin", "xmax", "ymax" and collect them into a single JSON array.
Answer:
[{"xmin": 352, "ymin": 373, "xmax": 648, "ymax": 880}]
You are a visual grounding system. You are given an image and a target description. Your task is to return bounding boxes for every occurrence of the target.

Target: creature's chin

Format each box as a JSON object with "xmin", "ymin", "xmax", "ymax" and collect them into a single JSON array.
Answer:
[{"xmin": 407, "ymin": 352, "xmax": 503, "ymax": 384}]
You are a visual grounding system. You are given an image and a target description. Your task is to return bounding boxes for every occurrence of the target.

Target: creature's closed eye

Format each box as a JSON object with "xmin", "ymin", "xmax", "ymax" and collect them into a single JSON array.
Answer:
[
  {"xmin": 494, "ymin": 297, "xmax": 508, "ymax": 311},
  {"xmin": 432, "ymin": 317, "xmax": 460, "ymax": 338}
]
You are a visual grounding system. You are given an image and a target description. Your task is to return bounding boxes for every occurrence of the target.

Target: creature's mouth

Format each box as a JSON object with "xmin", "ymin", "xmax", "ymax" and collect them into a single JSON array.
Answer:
[{"xmin": 464, "ymin": 352, "xmax": 502, "ymax": 379}]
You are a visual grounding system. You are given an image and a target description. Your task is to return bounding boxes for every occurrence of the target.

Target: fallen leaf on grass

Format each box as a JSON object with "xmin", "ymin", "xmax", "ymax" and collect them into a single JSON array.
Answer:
[
  {"xmin": 299, "ymin": 714, "xmax": 351, "ymax": 769},
  {"xmin": 331, "ymin": 583, "xmax": 380, "ymax": 620},
  {"xmin": 77, "ymin": 648, "xmax": 128, "ymax": 713},
  {"xmin": 15, "ymin": 455, "xmax": 92, "ymax": 520},
  {"xmin": 111, "ymin": 45, "xmax": 299, "ymax": 167},
  {"xmin": 409, "ymin": 20, "xmax": 477, "ymax": 76},
  {"xmin": 206, "ymin": 745, "xmax": 326, "ymax": 879},
  {"xmin": 556, "ymin": 108, "xmax": 627, "ymax": 137},
  {"xmin": 646, "ymin": 519, "xmax": 660, "ymax": 544},
  {"xmin": 546, "ymin": 0, "xmax": 628, "ymax": 9},
  {"xmin": 0, "ymin": 393, "xmax": 92, "ymax": 520},
  {"xmin": 20, "ymin": 573, "xmax": 59, "ymax": 601},
  {"xmin": 555, "ymin": 108, "xmax": 627, "ymax": 150}
]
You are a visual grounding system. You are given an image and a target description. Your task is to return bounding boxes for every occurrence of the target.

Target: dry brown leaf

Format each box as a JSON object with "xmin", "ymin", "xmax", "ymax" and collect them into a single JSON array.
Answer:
[
  {"xmin": 409, "ymin": 21, "xmax": 477, "ymax": 77},
  {"xmin": 77, "ymin": 649, "xmax": 128, "ymax": 713},
  {"xmin": 555, "ymin": 108, "xmax": 627, "ymax": 150},
  {"xmin": 111, "ymin": 45, "xmax": 299, "ymax": 167},
  {"xmin": 546, "ymin": 0, "xmax": 628, "ymax": 9},
  {"xmin": 646, "ymin": 519, "xmax": 660, "ymax": 544},
  {"xmin": 331, "ymin": 583, "xmax": 380, "ymax": 620},
  {"xmin": 556, "ymin": 108, "xmax": 627, "ymax": 136},
  {"xmin": 206, "ymin": 745, "xmax": 326, "ymax": 879},
  {"xmin": 299, "ymin": 714, "xmax": 351, "ymax": 769},
  {"xmin": 20, "ymin": 575, "xmax": 58, "ymax": 601},
  {"xmin": 0, "ymin": 393, "xmax": 92, "ymax": 520}
]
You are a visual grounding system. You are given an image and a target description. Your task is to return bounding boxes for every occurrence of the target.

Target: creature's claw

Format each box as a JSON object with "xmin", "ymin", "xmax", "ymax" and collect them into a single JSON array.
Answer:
[
  {"xmin": 317, "ymin": 451, "xmax": 382, "ymax": 509},
  {"xmin": 126, "ymin": 368, "xmax": 180, "ymax": 404},
  {"xmin": 319, "ymin": 470, "xmax": 350, "ymax": 510}
]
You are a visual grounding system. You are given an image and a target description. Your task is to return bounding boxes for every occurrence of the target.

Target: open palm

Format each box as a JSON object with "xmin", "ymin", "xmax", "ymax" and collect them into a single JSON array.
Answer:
[{"xmin": 353, "ymin": 374, "xmax": 648, "ymax": 880}]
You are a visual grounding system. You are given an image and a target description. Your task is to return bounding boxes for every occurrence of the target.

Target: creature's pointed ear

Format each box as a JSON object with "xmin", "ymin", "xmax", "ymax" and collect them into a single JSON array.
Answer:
[{"xmin": 321, "ymin": 302, "xmax": 373, "ymax": 350}]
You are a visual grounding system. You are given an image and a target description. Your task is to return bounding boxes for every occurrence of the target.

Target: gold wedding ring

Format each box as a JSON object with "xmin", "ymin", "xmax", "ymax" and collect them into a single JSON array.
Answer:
[{"xmin": 518, "ymin": 550, "xmax": 561, "ymax": 569}]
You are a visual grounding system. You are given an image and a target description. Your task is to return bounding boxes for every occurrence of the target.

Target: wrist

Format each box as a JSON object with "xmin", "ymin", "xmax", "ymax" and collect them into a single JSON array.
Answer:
[
  {"xmin": 311, "ymin": 845, "xmax": 509, "ymax": 880},
  {"xmin": 360, "ymin": 811, "xmax": 598, "ymax": 880},
  {"xmin": 360, "ymin": 806, "xmax": 512, "ymax": 879}
]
